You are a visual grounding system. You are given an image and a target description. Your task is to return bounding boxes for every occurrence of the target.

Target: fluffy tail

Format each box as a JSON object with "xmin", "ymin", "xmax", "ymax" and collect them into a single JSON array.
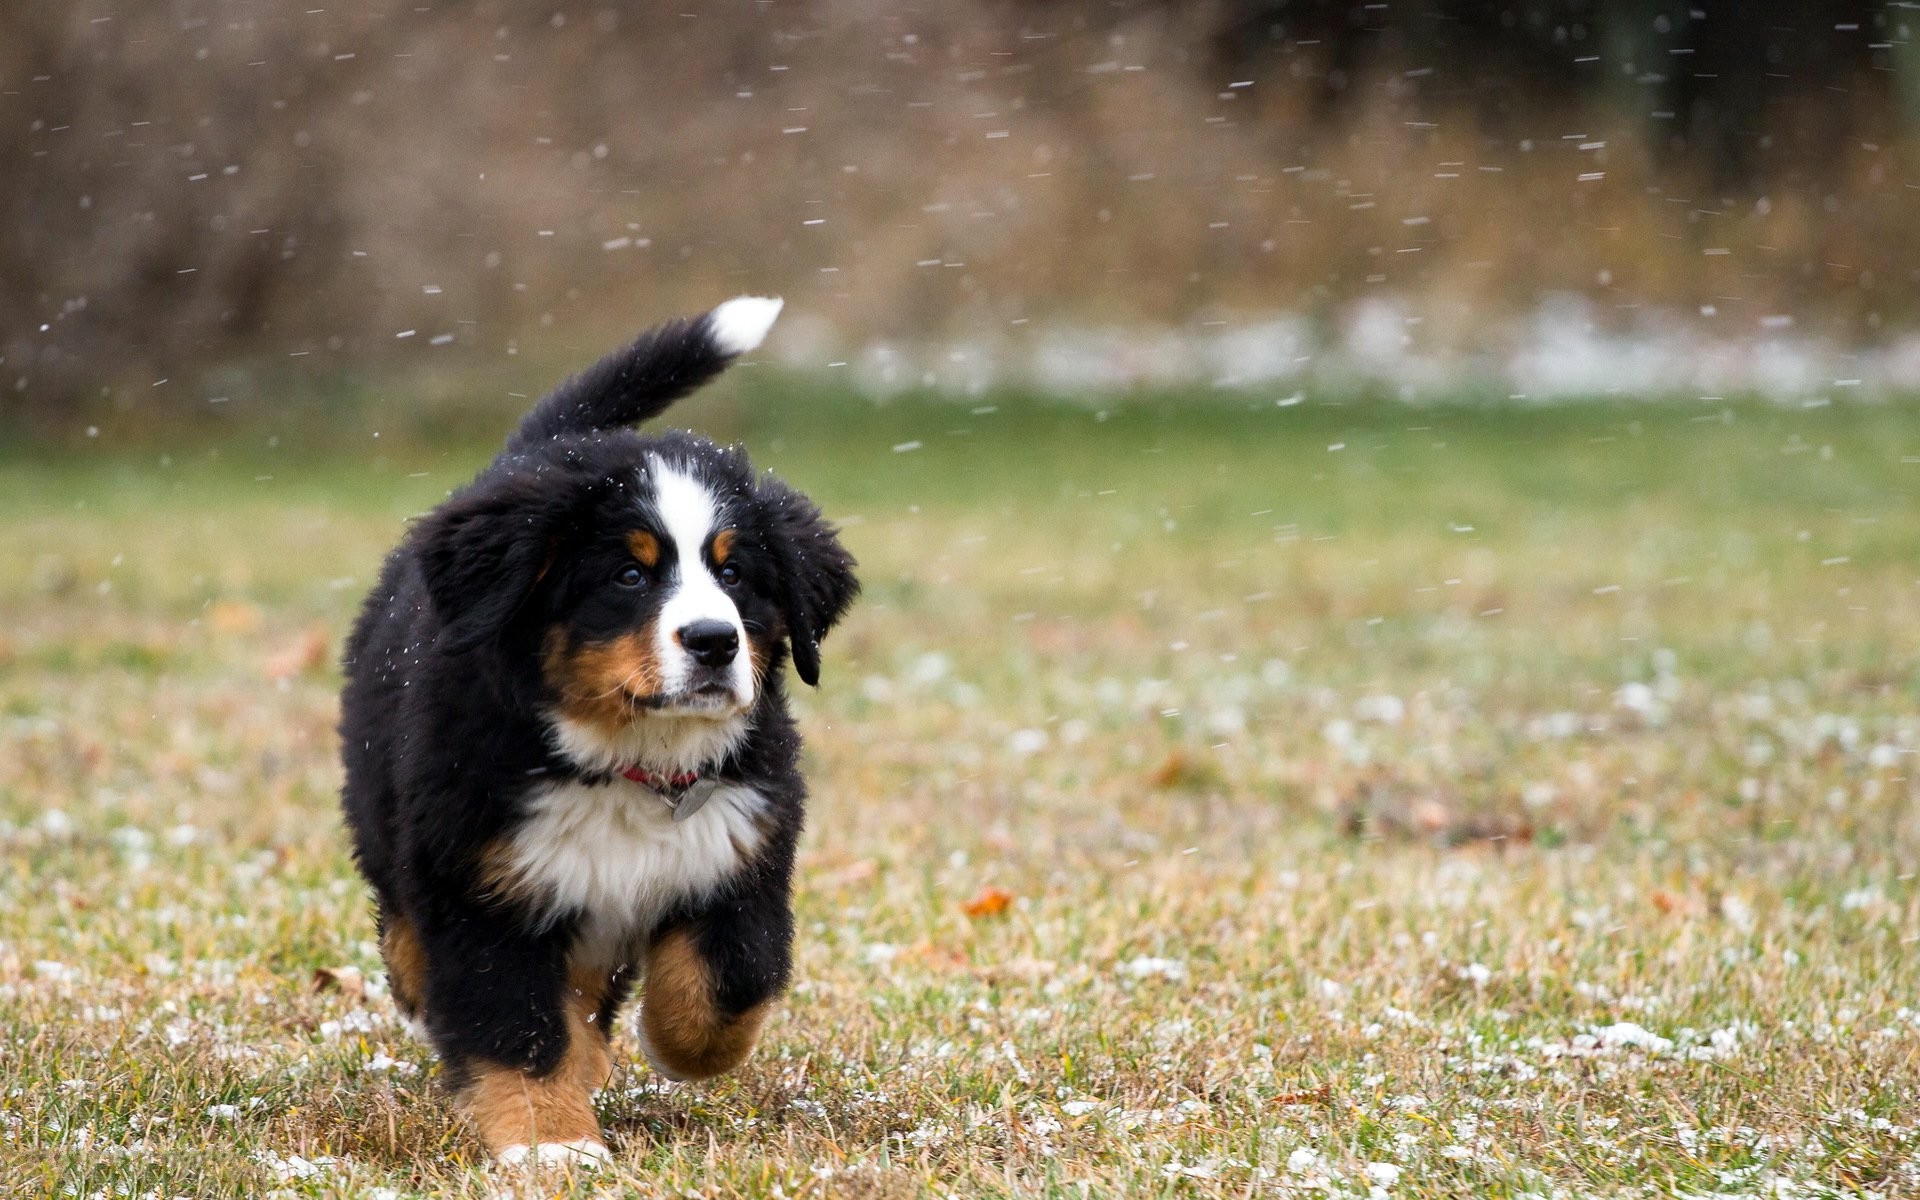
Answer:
[{"xmin": 507, "ymin": 295, "xmax": 782, "ymax": 450}]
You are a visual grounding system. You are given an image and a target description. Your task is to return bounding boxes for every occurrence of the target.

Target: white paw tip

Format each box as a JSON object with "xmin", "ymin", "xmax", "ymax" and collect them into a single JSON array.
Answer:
[
  {"xmin": 708, "ymin": 295, "xmax": 783, "ymax": 356},
  {"xmin": 495, "ymin": 1138, "xmax": 611, "ymax": 1169}
]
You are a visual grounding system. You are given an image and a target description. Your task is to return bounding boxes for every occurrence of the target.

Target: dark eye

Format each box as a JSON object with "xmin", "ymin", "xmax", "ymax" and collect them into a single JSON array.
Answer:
[
  {"xmin": 614, "ymin": 565, "xmax": 646, "ymax": 588},
  {"xmin": 717, "ymin": 562, "xmax": 742, "ymax": 587}
]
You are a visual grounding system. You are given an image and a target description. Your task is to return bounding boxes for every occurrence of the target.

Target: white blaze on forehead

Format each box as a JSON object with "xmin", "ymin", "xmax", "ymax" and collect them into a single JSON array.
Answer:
[
  {"xmin": 652, "ymin": 459, "xmax": 719, "ymax": 558},
  {"xmin": 650, "ymin": 458, "xmax": 754, "ymax": 707},
  {"xmin": 707, "ymin": 295, "xmax": 782, "ymax": 356}
]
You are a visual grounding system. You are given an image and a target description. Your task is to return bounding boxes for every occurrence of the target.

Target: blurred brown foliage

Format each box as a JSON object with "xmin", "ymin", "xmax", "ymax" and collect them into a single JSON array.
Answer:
[{"xmin": 3, "ymin": 0, "xmax": 1917, "ymax": 424}]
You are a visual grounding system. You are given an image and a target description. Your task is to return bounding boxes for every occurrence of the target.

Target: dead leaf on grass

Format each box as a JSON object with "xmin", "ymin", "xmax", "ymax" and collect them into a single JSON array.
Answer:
[
  {"xmin": 1649, "ymin": 888, "xmax": 1703, "ymax": 916},
  {"xmin": 266, "ymin": 624, "xmax": 329, "ymax": 681},
  {"xmin": 312, "ymin": 965, "xmax": 366, "ymax": 1000},
  {"xmin": 1271, "ymin": 1085, "xmax": 1332, "ymax": 1107},
  {"xmin": 1341, "ymin": 776, "xmax": 1534, "ymax": 847},
  {"xmin": 1148, "ymin": 750, "xmax": 1191, "ymax": 789},
  {"xmin": 961, "ymin": 886, "xmax": 1014, "ymax": 918}
]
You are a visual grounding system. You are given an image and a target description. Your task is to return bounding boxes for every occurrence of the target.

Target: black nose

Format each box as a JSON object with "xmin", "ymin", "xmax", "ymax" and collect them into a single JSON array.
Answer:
[{"xmin": 678, "ymin": 619, "xmax": 739, "ymax": 668}]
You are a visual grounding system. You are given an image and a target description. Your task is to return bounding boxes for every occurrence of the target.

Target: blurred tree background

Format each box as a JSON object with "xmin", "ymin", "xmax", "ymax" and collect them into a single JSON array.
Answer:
[{"xmin": 3, "ymin": 0, "xmax": 1916, "ymax": 428}]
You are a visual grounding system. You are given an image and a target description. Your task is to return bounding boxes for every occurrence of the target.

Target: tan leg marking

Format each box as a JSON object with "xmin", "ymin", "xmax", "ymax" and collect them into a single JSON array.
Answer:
[
  {"xmin": 459, "ymin": 974, "xmax": 614, "ymax": 1159},
  {"xmin": 461, "ymin": 1061, "xmax": 602, "ymax": 1159},
  {"xmin": 380, "ymin": 915, "xmax": 427, "ymax": 1020},
  {"xmin": 639, "ymin": 927, "xmax": 773, "ymax": 1081},
  {"xmin": 459, "ymin": 962, "xmax": 616, "ymax": 1160},
  {"xmin": 564, "ymin": 961, "xmax": 615, "ymax": 1091}
]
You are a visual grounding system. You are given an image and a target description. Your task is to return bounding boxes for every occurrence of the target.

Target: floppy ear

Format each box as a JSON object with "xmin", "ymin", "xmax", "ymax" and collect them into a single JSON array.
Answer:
[
  {"xmin": 416, "ymin": 473, "xmax": 572, "ymax": 656},
  {"xmin": 758, "ymin": 476, "xmax": 858, "ymax": 686}
]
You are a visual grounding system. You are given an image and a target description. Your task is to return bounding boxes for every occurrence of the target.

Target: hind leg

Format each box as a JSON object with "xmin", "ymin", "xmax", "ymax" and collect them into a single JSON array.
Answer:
[{"xmin": 376, "ymin": 908, "xmax": 429, "ymax": 1038}]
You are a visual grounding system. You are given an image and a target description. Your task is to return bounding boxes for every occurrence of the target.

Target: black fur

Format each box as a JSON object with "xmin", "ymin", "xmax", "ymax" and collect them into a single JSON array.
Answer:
[
  {"xmin": 507, "ymin": 310, "xmax": 744, "ymax": 451},
  {"xmin": 337, "ymin": 301, "xmax": 856, "ymax": 1146}
]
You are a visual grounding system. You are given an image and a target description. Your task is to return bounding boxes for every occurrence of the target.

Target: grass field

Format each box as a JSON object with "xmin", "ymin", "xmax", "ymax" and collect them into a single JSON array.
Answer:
[{"xmin": 3, "ymin": 382, "xmax": 1919, "ymax": 1197}]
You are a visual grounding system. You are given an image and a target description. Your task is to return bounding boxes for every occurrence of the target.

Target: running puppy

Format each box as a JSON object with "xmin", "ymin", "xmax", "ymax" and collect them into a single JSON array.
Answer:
[{"xmin": 338, "ymin": 297, "xmax": 856, "ymax": 1166}]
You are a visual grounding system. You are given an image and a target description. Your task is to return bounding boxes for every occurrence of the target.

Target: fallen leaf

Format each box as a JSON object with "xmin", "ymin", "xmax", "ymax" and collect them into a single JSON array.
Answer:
[
  {"xmin": 1271, "ymin": 1086, "xmax": 1332, "ymax": 1107},
  {"xmin": 312, "ymin": 965, "xmax": 366, "ymax": 1001},
  {"xmin": 1411, "ymin": 799, "xmax": 1451, "ymax": 835},
  {"xmin": 1147, "ymin": 750, "xmax": 1190, "ymax": 789},
  {"xmin": 266, "ymin": 624, "xmax": 329, "ymax": 681},
  {"xmin": 962, "ymin": 886, "xmax": 1014, "ymax": 918}
]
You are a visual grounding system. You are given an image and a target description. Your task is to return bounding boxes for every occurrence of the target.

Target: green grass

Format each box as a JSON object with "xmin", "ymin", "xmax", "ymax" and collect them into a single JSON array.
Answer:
[{"xmin": 3, "ymin": 384, "xmax": 1919, "ymax": 1197}]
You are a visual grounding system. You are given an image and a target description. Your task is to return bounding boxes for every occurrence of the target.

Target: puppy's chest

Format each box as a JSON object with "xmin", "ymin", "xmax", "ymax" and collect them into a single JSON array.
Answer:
[{"xmin": 498, "ymin": 779, "xmax": 769, "ymax": 963}]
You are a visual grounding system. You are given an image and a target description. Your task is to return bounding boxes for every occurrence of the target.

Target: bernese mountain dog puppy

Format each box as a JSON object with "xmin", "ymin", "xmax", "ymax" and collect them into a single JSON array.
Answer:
[{"xmin": 338, "ymin": 297, "xmax": 856, "ymax": 1167}]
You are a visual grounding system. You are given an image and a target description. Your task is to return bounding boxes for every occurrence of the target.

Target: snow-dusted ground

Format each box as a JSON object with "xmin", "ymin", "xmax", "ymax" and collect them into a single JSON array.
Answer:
[{"xmin": 775, "ymin": 296, "xmax": 1920, "ymax": 404}]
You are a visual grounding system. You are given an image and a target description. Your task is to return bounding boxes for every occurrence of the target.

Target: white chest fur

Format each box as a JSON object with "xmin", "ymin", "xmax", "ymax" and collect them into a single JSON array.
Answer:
[{"xmin": 500, "ymin": 777, "xmax": 769, "ymax": 967}]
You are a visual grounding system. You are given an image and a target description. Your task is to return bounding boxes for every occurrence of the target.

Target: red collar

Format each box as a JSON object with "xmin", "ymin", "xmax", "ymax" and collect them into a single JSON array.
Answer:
[
  {"xmin": 621, "ymin": 765, "xmax": 700, "ymax": 791},
  {"xmin": 619, "ymin": 765, "xmax": 716, "ymax": 822}
]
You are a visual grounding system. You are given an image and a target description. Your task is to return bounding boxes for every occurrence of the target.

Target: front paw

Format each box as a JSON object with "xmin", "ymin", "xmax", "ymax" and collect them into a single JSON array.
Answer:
[
  {"xmin": 638, "ymin": 929, "xmax": 776, "ymax": 1082},
  {"xmin": 495, "ymin": 1137, "xmax": 611, "ymax": 1169},
  {"xmin": 462, "ymin": 1059, "xmax": 608, "ymax": 1168}
]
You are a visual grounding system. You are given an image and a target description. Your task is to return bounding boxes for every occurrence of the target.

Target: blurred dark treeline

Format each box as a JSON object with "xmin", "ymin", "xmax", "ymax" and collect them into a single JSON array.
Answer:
[{"xmin": 4, "ymin": 0, "xmax": 1917, "ymax": 426}]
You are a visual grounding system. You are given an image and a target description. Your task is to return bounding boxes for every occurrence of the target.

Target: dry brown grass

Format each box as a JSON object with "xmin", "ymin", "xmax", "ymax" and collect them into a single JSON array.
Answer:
[{"xmin": 2, "ymin": 388, "xmax": 1918, "ymax": 1196}]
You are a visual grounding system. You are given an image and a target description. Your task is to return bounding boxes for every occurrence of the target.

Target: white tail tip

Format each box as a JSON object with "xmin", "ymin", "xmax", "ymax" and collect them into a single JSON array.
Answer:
[{"xmin": 708, "ymin": 295, "xmax": 783, "ymax": 356}]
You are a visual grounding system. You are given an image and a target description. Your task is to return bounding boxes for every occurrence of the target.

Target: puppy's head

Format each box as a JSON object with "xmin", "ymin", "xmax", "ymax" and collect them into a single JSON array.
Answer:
[{"xmin": 416, "ymin": 435, "xmax": 856, "ymax": 767}]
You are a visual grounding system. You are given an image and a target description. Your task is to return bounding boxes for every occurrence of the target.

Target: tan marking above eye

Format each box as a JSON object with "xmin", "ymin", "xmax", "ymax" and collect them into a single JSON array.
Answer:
[
  {"xmin": 627, "ymin": 530, "xmax": 660, "ymax": 568},
  {"xmin": 710, "ymin": 528, "xmax": 736, "ymax": 567}
]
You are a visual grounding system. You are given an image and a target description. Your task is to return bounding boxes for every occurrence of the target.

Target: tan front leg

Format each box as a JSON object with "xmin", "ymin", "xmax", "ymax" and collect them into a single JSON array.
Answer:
[
  {"xmin": 460, "ymin": 964, "xmax": 615, "ymax": 1165},
  {"xmin": 638, "ymin": 928, "xmax": 774, "ymax": 1081}
]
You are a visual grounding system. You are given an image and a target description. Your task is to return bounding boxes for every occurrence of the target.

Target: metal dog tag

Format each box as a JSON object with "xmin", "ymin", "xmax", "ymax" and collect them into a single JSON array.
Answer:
[{"xmin": 670, "ymin": 778, "xmax": 719, "ymax": 823}]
